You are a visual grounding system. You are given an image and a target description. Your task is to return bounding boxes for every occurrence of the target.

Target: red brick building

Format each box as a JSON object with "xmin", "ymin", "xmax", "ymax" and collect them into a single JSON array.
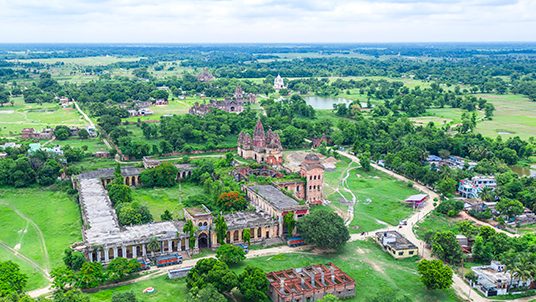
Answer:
[
  {"xmin": 267, "ymin": 263, "xmax": 355, "ymax": 302},
  {"xmin": 238, "ymin": 120, "xmax": 283, "ymax": 166},
  {"xmin": 300, "ymin": 154, "xmax": 325, "ymax": 205}
]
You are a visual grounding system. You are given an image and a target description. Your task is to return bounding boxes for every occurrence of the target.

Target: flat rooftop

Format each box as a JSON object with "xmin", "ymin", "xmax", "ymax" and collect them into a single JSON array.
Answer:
[
  {"xmin": 248, "ymin": 185, "xmax": 301, "ymax": 211},
  {"xmin": 77, "ymin": 167, "xmax": 143, "ymax": 180},
  {"xmin": 79, "ymin": 178, "xmax": 181, "ymax": 247},
  {"xmin": 224, "ymin": 211, "xmax": 277, "ymax": 230},
  {"xmin": 376, "ymin": 231, "xmax": 418, "ymax": 250}
]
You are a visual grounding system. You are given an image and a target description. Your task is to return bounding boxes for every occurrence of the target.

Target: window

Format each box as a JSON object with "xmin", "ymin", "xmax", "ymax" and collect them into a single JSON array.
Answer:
[
  {"xmin": 409, "ymin": 251, "xmax": 414, "ymax": 255},
  {"xmin": 398, "ymin": 252, "xmax": 403, "ymax": 256}
]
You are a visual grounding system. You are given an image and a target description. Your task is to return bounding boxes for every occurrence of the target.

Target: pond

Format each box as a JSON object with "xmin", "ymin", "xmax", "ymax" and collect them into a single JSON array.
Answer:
[
  {"xmin": 510, "ymin": 165, "xmax": 536, "ymax": 177},
  {"xmin": 304, "ymin": 96, "xmax": 353, "ymax": 110}
]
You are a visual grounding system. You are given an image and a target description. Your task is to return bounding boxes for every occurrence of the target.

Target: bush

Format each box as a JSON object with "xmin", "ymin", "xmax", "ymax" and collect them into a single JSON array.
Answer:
[{"xmin": 436, "ymin": 200, "xmax": 464, "ymax": 217}]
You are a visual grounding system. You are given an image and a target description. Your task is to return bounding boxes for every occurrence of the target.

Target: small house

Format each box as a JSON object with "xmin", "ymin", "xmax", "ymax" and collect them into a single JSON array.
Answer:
[{"xmin": 375, "ymin": 231, "xmax": 419, "ymax": 259}]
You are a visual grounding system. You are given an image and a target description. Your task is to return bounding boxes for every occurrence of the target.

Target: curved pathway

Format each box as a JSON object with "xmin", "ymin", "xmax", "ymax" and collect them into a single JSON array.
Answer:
[{"xmin": 336, "ymin": 150, "xmax": 531, "ymax": 302}]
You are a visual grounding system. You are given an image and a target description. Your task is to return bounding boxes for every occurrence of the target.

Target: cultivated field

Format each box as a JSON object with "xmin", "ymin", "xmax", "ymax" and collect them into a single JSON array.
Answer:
[
  {"xmin": 476, "ymin": 94, "xmax": 536, "ymax": 139},
  {"xmin": 0, "ymin": 97, "xmax": 88, "ymax": 138},
  {"xmin": 11, "ymin": 56, "xmax": 141, "ymax": 66},
  {"xmin": 0, "ymin": 187, "xmax": 82, "ymax": 291}
]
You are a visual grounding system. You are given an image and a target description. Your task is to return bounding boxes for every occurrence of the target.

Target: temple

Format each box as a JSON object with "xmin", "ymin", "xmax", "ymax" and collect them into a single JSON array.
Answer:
[
  {"xmin": 274, "ymin": 74, "xmax": 285, "ymax": 91},
  {"xmin": 237, "ymin": 120, "xmax": 283, "ymax": 166},
  {"xmin": 196, "ymin": 68, "xmax": 215, "ymax": 82}
]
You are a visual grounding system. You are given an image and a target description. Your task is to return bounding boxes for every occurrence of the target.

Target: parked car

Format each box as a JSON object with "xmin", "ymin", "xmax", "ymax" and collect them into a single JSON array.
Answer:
[
  {"xmin": 235, "ymin": 243, "xmax": 249, "ymax": 254},
  {"xmin": 137, "ymin": 258, "xmax": 151, "ymax": 270}
]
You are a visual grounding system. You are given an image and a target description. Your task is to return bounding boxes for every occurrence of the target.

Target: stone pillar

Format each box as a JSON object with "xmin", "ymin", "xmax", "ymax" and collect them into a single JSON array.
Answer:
[
  {"xmin": 185, "ymin": 237, "xmax": 189, "ymax": 250},
  {"xmin": 113, "ymin": 246, "xmax": 118, "ymax": 259},
  {"xmin": 97, "ymin": 250, "xmax": 101, "ymax": 262},
  {"xmin": 195, "ymin": 237, "xmax": 199, "ymax": 249},
  {"xmin": 88, "ymin": 252, "xmax": 94, "ymax": 262},
  {"xmin": 177, "ymin": 240, "xmax": 182, "ymax": 252},
  {"xmin": 122, "ymin": 246, "xmax": 127, "ymax": 258},
  {"xmin": 104, "ymin": 248, "xmax": 109, "ymax": 262},
  {"xmin": 168, "ymin": 240, "xmax": 173, "ymax": 253},
  {"xmin": 142, "ymin": 244, "xmax": 147, "ymax": 257},
  {"xmin": 132, "ymin": 246, "xmax": 137, "ymax": 258}
]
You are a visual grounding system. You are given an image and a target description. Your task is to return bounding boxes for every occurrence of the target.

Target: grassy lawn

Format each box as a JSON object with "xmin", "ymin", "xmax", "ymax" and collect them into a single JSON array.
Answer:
[
  {"xmin": 0, "ymin": 96, "xmax": 88, "ymax": 138},
  {"xmin": 123, "ymin": 97, "xmax": 203, "ymax": 122},
  {"xmin": 475, "ymin": 94, "xmax": 536, "ymax": 139},
  {"xmin": 324, "ymin": 158, "xmax": 417, "ymax": 232},
  {"xmin": 53, "ymin": 138, "xmax": 109, "ymax": 153},
  {"xmin": 413, "ymin": 212, "xmax": 460, "ymax": 240},
  {"xmin": 87, "ymin": 275, "xmax": 188, "ymax": 302},
  {"xmin": 87, "ymin": 240, "xmax": 459, "ymax": 301},
  {"xmin": 0, "ymin": 187, "xmax": 82, "ymax": 291},
  {"xmin": 69, "ymin": 157, "xmax": 121, "ymax": 173},
  {"xmin": 131, "ymin": 182, "xmax": 204, "ymax": 221}
]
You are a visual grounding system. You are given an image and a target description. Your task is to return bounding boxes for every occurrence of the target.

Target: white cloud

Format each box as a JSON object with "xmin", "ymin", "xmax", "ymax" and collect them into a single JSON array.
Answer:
[{"xmin": 0, "ymin": 0, "xmax": 533, "ymax": 42}]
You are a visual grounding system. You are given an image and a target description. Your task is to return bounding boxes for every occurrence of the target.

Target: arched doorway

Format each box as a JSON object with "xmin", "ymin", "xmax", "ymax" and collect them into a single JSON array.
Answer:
[{"xmin": 198, "ymin": 233, "xmax": 209, "ymax": 249}]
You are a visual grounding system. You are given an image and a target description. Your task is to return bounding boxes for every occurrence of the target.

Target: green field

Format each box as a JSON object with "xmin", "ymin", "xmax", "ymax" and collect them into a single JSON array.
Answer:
[
  {"xmin": 0, "ymin": 187, "xmax": 82, "ymax": 291},
  {"xmin": 11, "ymin": 56, "xmax": 141, "ymax": 66},
  {"xmin": 88, "ymin": 275, "xmax": 187, "ymax": 302},
  {"xmin": 324, "ymin": 158, "xmax": 417, "ymax": 232},
  {"xmin": 123, "ymin": 97, "xmax": 203, "ymax": 122},
  {"xmin": 0, "ymin": 97, "xmax": 88, "ymax": 138},
  {"xmin": 475, "ymin": 94, "xmax": 536, "ymax": 139},
  {"xmin": 131, "ymin": 182, "xmax": 205, "ymax": 221},
  {"xmin": 52, "ymin": 138, "xmax": 109, "ymax": 153},
  {"xmin": 87, "ymin": 240, "xmax": 459, "ymax": 302}
]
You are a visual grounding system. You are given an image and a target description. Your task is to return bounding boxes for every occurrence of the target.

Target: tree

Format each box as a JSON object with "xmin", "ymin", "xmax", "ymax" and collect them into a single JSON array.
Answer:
[
  {"xmin": 0, "ymin": 261, "xmax": 28, "ymax": 297},
  {"xmin": 54, "ymin": 125, "xmax": 71, "ymax": 140},
  {"xmin": 183, "ymin": 220, "xmax": 197, "ymax": 249},
  {"xmin": 436, "ymin": 177, "xmax": 457, "ymax": 196},
  {"xmin": 186, "ymin": 258, "xmax": 238, "ymax": 294},
  {"xmin": 187, "ymin": 284, "xmax": 226, "ymax": 302},
  {"xmin": 36, "ymin": 159, "xmax": 61, "ymax": 186},
  {"xmin": 147, "ymin": 237, "xmax": 161, "ymax": 257},
  {"xmin": 242, "ymin": 228, "xmax": 251, "ymax": 246},
  {"xmin": 417, "ymin": 260, "xmax": 453, "ymax": 290},
  {"xmin": 496, "ymin": 198, "xmax": 524, "ymax": 221},
  {"xmin": 139, "ymin": 162, "xmax": 178, "ymax": 187},
  {"xmin": 214, "ymin": 215, "xmax": 228, "ymax": 245},
  {"xmin": 78, "ymin": 129, "xmax": 89, "ymax": 139},
  {"xmin": 76, "ymin": 262, "xmax": 105, "ymax": 289},
  {"xmin": 359, "ymin": 151, "xmax": 371, "ymax": 171},
  {"xmin": 53, "ymin": 289, "xmax": 90, "ymax": 302},
  {"xmin": 112, "ymin": 292, "xmax": 138, "ymax": 302},
  {"xmin": 472, "ymin": 235, "xmax": 493, "ymax": 263},
  {"xmin": 160, "ymin": 210, "xmax": 173, "ymax": 221},
  {"xmin": 435, "ymin": 200, "xmax": 464, "ymax": 217},
  {"xmin": 297, "ymin": 211, "xmax": 350, "ymax": 250},
  {"xmin": 238, "ymin": 266, "xmax": 269, "ymax": 302},
  {"xmin": 106, "ymin": 257, "xmax": 140, "ymax": 282},
  {"xmin": 283, "ymin": 212, "xmax": 296, "ymax": 236},
  {"xmin": 216, "ymin": 244, "xmax": 246, "ymax": 265},
  {"xmin": 116, "ymin": 202, "xmax": 153, "ymax": 225},
  {"xmin": 431, "ymin": 231, "xmax": 463, "ymax": 264},
  {"xmin": 63, "ymin": 249, "xmax": 86, "ymax": 271},
  {"xmin": 51, "ymin": 266, "xmax": 76, "ymax": 291},
  {"xmin": 216, "ymin": 191, "xmax": 248, "ymax": 211},
  {"xmin": 107, "ymin": 182, "xmax": 132, "ymax": 205}
]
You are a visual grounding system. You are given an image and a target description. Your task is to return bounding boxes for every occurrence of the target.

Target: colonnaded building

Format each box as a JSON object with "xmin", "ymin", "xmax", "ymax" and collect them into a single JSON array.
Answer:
[{"xmin": 72, "ymin": 166, "xmax": 310, "ymax": 263}]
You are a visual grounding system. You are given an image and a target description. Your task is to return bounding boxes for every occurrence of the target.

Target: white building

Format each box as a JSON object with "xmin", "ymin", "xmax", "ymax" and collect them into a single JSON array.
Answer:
[
  {"xmin": 274, "ymin": 74, "xmax": 285, "ymax": 91},
  {"xmin": 472, "ymin": 261, "xmax": 532, "ymax": 297},
  {"xmin": 458, "ymin": 176, "xmax": 496, "ymax": 199}
]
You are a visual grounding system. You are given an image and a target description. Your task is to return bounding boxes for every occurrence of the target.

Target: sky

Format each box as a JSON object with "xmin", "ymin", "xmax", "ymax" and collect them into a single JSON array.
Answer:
[{"xmin": 0, "ymin": 0, "xmax": 535, "ymax": 43}]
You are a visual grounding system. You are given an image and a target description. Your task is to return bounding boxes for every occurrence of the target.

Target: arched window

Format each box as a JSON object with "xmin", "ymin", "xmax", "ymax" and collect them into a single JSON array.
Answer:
[
  {"xmin": 233, "ymin": 230, "xmax": 239, "ymax": 241},
  {"xmin": 257, "ymin": 227, "xmax": 262, "ymax": 238}
]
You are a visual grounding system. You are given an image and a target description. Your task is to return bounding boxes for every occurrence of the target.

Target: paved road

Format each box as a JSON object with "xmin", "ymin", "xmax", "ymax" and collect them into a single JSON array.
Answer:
[{"xmin": 336, "ymin": 150, "xmax": 533, "ymax": 302}]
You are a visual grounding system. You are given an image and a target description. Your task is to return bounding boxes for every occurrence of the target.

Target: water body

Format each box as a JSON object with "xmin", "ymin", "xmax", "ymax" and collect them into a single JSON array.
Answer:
[
  {"xmin": 304, "ymin": 96, "xmax": 353, "ymax": 110},
  {"xmin": 510, "ymin": 165, "xmax": 536, "ymax": 177}
]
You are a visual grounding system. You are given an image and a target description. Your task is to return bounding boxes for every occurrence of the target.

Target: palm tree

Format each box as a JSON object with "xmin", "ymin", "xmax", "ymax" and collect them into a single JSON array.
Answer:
[
  {"xmin": 480, "ymin": 187, "xmax": 495, "ymax": 202},
  {"xmin": 147, "ymin": 237, "xmax": 161, "ymax": 258}
]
